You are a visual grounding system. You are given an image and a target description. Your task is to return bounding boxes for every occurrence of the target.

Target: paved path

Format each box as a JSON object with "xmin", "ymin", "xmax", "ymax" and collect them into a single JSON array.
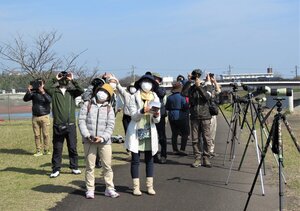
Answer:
[{"xmin": 51, "ymin": 116, "xmax": 279, "ymax": 211}]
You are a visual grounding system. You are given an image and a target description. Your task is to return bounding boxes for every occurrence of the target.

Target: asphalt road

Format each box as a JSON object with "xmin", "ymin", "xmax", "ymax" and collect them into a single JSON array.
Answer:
[{"xmin": 50, "ymin": 115, "xmax": 279, "ymax": 211}]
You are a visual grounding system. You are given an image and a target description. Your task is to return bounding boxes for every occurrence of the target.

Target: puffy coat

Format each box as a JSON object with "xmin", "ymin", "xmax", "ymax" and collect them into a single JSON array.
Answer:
[
  {"xmin": 78, "ymin": 99, "xmax": 115, "ymax": 144},
  {"xmin": 125, "ymin": 90, "xmax": 160, "ymax": 155}
]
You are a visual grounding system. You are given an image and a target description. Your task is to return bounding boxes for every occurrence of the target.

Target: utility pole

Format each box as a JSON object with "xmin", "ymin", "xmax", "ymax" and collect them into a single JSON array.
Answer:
[
  {"xmin": 131, "ymin": 65, "xmax": 136, "ymax": 83},
  {"xmin": 295, "ymin": 65, "xmax": 298, "ymax": 78},
  {"xmin": 228, "ymin": 65, "xmax": 232, "ymax": 76}
]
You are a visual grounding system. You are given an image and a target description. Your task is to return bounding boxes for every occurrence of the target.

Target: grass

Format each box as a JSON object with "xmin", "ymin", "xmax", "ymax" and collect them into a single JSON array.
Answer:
[{"xmin": 0, "ymin": 113, "xmax": 127, "ymax": 211}]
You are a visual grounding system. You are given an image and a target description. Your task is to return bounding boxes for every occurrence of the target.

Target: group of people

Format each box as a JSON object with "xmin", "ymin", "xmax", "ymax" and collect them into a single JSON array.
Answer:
[{"xmin": 23, "ymin": 68, "xmax": 221, "ymax": 199}]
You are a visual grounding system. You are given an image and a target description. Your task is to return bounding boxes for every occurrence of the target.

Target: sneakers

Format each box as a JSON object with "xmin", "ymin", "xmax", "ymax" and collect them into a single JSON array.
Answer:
[
  {"xmin": 50, "ymin": 171, "xmax": 60, "ymax": 178},
  {"xmin": 71, "ymin": 169, "xmax": 81, "ymax": 175},
  {"xmin": 86, "ymin": 190, "xmax": 95, "ymax": 199},
  {"xmin": 105, "ymin": 189, "xmax": 120, "ymax": 198},
  {"xmin": 44, "ymin": 150, "xmax": 51, "ymax": 155},
  {"xmin": 191, "ymin": 159, "xmax": 201, "ymax": 168},
  {"xmin": 203, "ymin": 157, "xmax": 212, "ymax": 168},
  {"xmin": 33, "ymin": 151, "xmax": 43, "ymax": 157}
]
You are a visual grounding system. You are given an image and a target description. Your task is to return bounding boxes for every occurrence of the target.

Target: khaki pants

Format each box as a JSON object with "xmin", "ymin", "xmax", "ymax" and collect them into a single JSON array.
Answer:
[
  {"xmin": 84, "ymin": 143, "xmax": 115, "ymax": 191},
  {"xmin": 32, "ymin": 115, "xmax": 50, "ymax": 152},
  {"xmin": 191, "ymin": 119, "xmax": 213, "ymax": 159}
]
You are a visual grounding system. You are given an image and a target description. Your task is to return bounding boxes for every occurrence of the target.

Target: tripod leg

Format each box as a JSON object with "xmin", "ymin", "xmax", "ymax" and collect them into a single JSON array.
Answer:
[
  {"xmin": 282, "ymin": 117, "xmax": 300, "ymax": 153},
  {"xmin": 253, "ymin": 129, "xmax": 265, "ymax": 196},
  {"xmin": 223, "ymin": 103, "xmax": 237, "ymax": 165},
  {"xmin": 277, "ymin": 117, "xmax": 284, "ymax": 211},
  {"xmin": 244, "ymin": 119, "xmax": 276, "ymax": 211}
]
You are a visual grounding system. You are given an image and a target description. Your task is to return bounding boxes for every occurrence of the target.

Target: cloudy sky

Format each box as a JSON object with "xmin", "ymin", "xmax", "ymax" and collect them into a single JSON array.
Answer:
[{"xmin": 0, "ymin": 0, "xmax": 299, "ymax": 78}]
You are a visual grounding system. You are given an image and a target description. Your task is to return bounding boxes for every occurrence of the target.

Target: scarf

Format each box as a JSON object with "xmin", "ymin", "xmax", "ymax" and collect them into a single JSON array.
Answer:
[{"xmin": 140, "ymin": 90, "xmax": 155, "ymax": 115}]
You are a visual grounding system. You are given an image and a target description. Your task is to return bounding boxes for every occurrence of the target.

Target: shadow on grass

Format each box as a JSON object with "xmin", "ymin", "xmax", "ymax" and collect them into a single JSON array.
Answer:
[
  {"xmin": 32, "ymin": 184, "xmax": 83, "ymax": 194},
  {"xmin": 0, "ymin": 148, "xmax": 32, "ymax": 155},
  {"xmin": 1, "ymin": 167, "xmax": 49, "ymax": 175}
]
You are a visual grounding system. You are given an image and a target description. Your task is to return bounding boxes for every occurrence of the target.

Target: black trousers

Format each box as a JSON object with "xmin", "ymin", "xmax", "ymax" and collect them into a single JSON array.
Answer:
[
  {"xmin": 169, "ymin": 118, "xmax": 189, "ymax": 152},
  {"xmin": 52, "ymin": 124, "xmax": 78, "ymax": 172},
  {"xmin": 122, "ymin": 114, "xmax": 131, "ymax": 134},
  {"xmin": 155, "ymin": 116, "xmax": 167, "ymax": 158},
  {"xmin": 131, "ymin": 151, "xmax": 153, "ymax": 178}
]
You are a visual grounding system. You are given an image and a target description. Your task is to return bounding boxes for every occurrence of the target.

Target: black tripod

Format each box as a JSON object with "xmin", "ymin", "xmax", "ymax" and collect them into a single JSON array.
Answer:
[
  {"xmin": 223, "ymin": 92, "xmax": 254, "ymax": 185},
  {"xmin": 238, "ymin": 97, "xmax": 288, "ymax": 184},
  {"xmin": 244, "ymin": 98, "xmax": 300, "ymax": 211},
  {"xmin": 222, "ymin": 88, "xmax": 244, "ymax": 166}
]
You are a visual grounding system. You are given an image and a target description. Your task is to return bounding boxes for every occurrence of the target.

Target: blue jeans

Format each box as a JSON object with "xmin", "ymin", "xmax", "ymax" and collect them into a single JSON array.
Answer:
[{"xmin": 131, "ymin": 151, "xmax": 153, "ymax": 178}]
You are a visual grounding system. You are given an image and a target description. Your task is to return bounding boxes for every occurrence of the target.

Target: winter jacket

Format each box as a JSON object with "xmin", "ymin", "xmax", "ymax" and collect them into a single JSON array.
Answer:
[
  {"xmin": 23, "ymin": 91, "xmax": 51, "ymax": 116},
  {"xmin": 44, "ymin": 79, "xmax": 84, "ymax": 125},
  {"xmin": 187, "ymin": 82, "xmax": 212, "ymax": 120},
  {"xmin": 78, "ymin": 100, "xmax": 115, "ymax": 144},
  {"xmin": 165, "ymin": 92, "xmax": 189, "ymax": 121},
  {"xmin": 125, "ymin": 90, "xmax": 160, "ymax": 155}
]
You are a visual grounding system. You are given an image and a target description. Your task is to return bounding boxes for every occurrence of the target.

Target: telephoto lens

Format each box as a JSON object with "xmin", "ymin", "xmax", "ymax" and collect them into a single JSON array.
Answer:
[{"xmin": 270, "ymin": 88, "xmax": 292, "ymax": 97}]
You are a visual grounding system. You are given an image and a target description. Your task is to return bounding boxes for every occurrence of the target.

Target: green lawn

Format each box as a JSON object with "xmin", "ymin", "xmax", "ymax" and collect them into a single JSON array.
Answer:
[{"xmin": 0, "ymin": 114, "xmax": 127, "ymax": 211}]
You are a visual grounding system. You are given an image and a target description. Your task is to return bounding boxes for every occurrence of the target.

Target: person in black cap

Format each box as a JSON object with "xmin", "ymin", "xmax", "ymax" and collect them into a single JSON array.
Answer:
[
  {"xmin": 182, "ymin": 69, "xmax": 214, "ymax": 168},
  {"xmin": 125, "ymin": 74, "xmax": 160, "ymax": 196}
]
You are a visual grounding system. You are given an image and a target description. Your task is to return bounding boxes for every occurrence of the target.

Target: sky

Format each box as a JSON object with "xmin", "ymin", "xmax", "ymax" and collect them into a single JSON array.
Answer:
[{"xmin": 0, "ymin": 0, "xmax": 299, "ymax": 79}]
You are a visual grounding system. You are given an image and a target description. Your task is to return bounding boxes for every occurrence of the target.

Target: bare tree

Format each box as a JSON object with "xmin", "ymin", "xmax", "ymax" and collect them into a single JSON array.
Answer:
[{"xmin": 0, "ymin": 31, "xmax": 85, "ymax": 80}]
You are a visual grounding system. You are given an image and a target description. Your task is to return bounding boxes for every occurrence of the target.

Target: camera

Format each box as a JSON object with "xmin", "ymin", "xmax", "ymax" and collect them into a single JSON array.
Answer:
[
  {"xmin": 30, "ymin": 79, "xmax": 42, "ymax": 90},
  {"xmin": 242, "ymin": 84, "xmax": 255, "ymax": 92},
  {"xmin": 256, "ymin": 86, "xmax": 292, "ymax": 97},
  {"xmin": 229, "ymin": 82, "xmax": 239, "ymax": 90},
  {"xmin": 209, "ymin": 73, "xmax": 214, "ymax": 78}
]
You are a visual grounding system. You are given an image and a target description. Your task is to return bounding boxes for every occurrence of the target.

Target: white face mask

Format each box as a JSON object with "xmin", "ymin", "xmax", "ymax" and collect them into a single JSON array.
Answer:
[
  {"xmin": 141, "ymin": 82, "xmax": 152, "ymax": 93},
  {"xmin": 109, "ymin": 82, "xmax": 117, "ymax": 90},
  {"xmin": 96, "ymin": 91, "xmax": 108, "ymax": 102},
  {"xmin": 129, "ymin": 87, "xmax": 136, "ymax": 94}
]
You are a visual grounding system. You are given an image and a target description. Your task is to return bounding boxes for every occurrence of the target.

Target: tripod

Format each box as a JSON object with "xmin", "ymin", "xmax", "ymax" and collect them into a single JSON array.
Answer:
[
  {"xmin": 222, "ymin": 88, "xmax": 243, "ymax": 166},
  {"xmin": 224, "ymin": 92, "xmax": 254, "ymax": 185},
  {"xmin": 238, "ymin": 97, "xmax": 288, "ymax": 184},
  {"xmin": 232, "ymin": 93, "xmax": 266, "ymax": 195},
  {"xmin": 244, "ymin": 98, "xmax": 300, "ymax": 211}
]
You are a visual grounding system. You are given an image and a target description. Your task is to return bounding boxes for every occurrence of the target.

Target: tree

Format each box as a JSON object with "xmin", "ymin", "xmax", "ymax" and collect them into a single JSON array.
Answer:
[{"xmin": 0, "ymin": 31, "xmax": 85, "ymax": 80}]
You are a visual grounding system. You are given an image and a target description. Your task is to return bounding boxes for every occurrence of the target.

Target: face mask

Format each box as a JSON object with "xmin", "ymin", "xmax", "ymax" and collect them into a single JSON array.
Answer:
[
  {"xmin": 129, "ymin": 87, "xmax": 136, "ymax": 94},
  {"xmin": 141, "ymin": 82, "xmax": 152, "ymax": 93},
  {"xmin": 96, "ymin": 91, "xmax": 108, "ymax": 102},
  {"xmin": 109, "ymin": 82, "xmax": 117, "ymax": 90}
]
